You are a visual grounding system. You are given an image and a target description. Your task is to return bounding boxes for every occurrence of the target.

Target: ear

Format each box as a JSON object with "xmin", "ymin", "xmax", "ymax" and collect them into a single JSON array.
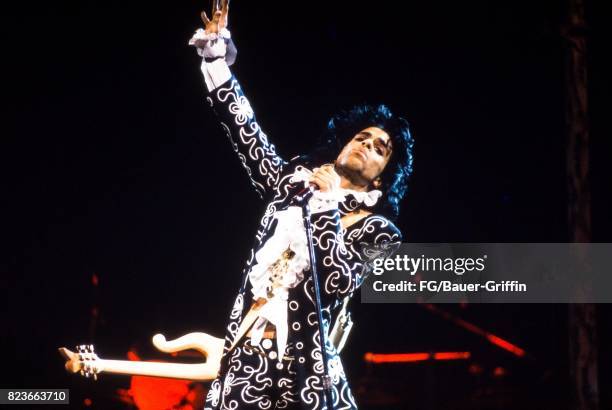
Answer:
[{"xmin": 372, "ymin": 177, "xmax": 382, "ymax": 189}]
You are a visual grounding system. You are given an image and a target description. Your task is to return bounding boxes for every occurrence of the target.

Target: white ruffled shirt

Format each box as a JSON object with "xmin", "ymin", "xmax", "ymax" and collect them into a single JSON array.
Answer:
[{"xmin": 247, "ymin": 166, "xmax": 381, "ymax": 362}]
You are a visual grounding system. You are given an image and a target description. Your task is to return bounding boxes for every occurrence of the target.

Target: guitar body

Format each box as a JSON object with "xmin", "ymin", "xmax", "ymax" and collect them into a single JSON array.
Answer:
[{"xmin": 59, "ymin": 332, "xmax": 224, "ymax": 382}]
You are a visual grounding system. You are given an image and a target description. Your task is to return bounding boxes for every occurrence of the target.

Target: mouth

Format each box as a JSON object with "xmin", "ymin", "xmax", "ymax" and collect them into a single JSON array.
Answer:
[{"xmin": 351, "ymin": 149, "xmax": 367, "ymax": 160}]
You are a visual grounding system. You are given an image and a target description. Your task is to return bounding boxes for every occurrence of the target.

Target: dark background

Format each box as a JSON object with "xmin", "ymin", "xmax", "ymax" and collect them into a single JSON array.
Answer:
[{"xmin": 2, "ymin": 0, "xmax": 611, "ymax": 409}]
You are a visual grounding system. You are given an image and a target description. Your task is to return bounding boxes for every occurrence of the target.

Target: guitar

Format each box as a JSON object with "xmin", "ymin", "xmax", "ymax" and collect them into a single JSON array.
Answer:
[{"xmin": 58, "ymin": 332, "xmax": 224, "ymax": 381}]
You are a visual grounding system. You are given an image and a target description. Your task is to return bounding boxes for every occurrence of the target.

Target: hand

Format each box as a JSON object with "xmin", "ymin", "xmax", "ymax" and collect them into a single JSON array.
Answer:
[
  {"xmin": 310, "ymin": 164, "xmax": 341, "ymax": 193},
  {"xmin": 188, "ymin": 0, "xmax": 237, "ymax": 65},
  {"xmin": 201, "ymin": 0, "xmax": 229, "ymax": 36}
]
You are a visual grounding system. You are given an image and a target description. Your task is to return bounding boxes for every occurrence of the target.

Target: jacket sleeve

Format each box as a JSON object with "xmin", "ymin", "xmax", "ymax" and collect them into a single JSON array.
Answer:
[
  {"xmin": 205, "ymin": 75, "xmax": 287, "ymax": 198},
  {"xmin": 309, "ymin": 208, "xmax": 402, "ymax": 303}
]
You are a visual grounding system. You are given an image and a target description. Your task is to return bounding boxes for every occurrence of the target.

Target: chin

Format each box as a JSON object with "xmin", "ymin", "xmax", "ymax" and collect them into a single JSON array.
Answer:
[{"xmin": 341, "ymin": 156, "xmax": 365, "ymax": 171}]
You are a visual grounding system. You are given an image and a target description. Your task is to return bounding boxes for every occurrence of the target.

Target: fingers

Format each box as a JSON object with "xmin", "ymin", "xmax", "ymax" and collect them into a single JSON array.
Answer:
[
  {"xmin": 310, "ymin": 165, "xmax": 341, "ymax": 192},
  {"xmin": 201, "ymin": 10, "xmax": 224, "ymax": 35},
  {"xmin": 201, "ymin": 11, "xmax": 210, "ymax": 25},
  {"xmin": 202, "ymin": 10, "xmax": 222, "ymax": 26},
  {"xmin": 221, "ymin": 0, "xmax": 230, "ymax": 14},
  {"xmin": 220, "ymin": 0, "xmax": 230, "ymax": 29},
  {"xmin": 201, "ymin": 1, "xmax": 229, "ymax": 32},
  {"xmin": 212, "ymin": 10, "xmax": 228, "ymax": 29},
  {"xmin": 201, "ymin": 10, "xmax": 217, "ymax": 34},
  {"xmin": 221, "ymin": 0, "xmax": 230, "ymax": 16},
  {"xmin": 320, "ymin": 163, "xmax": 337, "ymax": 173},
  {"xmin": 310, "ymin": 175, "xmax": 330, "ymax": 191},
  {"xmin": 318, "ymin": 165, "xmax": 340, "ymax": 182}
]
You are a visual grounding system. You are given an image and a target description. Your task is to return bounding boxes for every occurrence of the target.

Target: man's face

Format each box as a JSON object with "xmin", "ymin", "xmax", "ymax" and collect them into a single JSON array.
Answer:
[{"xmin": 335, "ymin": 126, "xmax": 393, "ymax": 187}]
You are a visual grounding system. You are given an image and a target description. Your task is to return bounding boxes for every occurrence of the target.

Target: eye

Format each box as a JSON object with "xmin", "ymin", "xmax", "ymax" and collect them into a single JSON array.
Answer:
[{"xmin": 375, "ymin": 147, "xmax": 383, "ymax": 155}]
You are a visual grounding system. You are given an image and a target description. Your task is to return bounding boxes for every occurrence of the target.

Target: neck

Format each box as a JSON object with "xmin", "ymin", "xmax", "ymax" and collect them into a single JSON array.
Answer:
[{"xmin": 336, "ymin": 166, "xmax": 371, "ymax": 192}]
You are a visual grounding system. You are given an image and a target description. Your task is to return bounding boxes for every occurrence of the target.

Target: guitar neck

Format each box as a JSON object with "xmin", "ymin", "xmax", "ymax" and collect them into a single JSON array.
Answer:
[
  {"xmin": 98, "ymin": 358, "xmax": 219, "ymax": 381},
  {"xmin": 60, "ymin": 332, "xmax": 225, "ymax": 382}
]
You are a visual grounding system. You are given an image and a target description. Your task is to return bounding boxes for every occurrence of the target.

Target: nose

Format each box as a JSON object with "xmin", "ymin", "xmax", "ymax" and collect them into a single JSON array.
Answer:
[{"xmin": 361, "ymin": 139, "xmax": 372, "ymax": 150}]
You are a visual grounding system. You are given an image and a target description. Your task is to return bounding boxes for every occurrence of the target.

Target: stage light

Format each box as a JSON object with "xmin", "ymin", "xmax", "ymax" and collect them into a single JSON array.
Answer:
[{"xmin": 364, "ymin": 351, "xmax": 471, "ymax": 364}]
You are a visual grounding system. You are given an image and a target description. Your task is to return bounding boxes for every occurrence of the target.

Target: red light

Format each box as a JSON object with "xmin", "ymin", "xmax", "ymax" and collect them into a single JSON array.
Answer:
[
  {"xmin": 422, "ymin": 304, "xmax": 527, "ymax": 358},
  {"xmin": 493, "ymin": 366, "xmax": 507, "ymax": 377},
  {"xmin": 486, "ymin": 334, "xmax": 526, "ymax": 357},
  {"xmin": 84, "ymin": 398, "xmax": 92, "ymax": 406},
  {"xmin": 129, "ymin": 376, "xmax": 191, "ymax": 410},
  {"xmin": 433, "ymin": 352, "xmax": 471, "ymax": 360},
  {"xmin": 364, "ymin": 352, "xmax": 470, "ymax": 364},
  {"xmin": 119, "ymin": 350, "xmax": 205, "ymax": 409},
  {"xmin": 127, "ymin": 350, "xmax": 140, "ymax": 361}
]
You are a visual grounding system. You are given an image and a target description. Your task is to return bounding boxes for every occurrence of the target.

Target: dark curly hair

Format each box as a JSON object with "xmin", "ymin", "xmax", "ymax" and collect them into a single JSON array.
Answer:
[{"xmin": 308, "ymin": 104, "xmax": 414, "ymax": 221}]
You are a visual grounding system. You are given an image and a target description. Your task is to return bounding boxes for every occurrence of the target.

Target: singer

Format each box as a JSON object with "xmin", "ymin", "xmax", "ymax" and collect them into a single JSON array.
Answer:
[{"xmin": 190, "ymin": 2, "xmax": 414, "ymax": 409}]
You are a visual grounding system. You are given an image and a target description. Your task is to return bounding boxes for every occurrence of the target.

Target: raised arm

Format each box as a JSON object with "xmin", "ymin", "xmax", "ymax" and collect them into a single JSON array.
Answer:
[{"xmin": 189, "ymin": 4, "xmax": 286, "ymax": 198}]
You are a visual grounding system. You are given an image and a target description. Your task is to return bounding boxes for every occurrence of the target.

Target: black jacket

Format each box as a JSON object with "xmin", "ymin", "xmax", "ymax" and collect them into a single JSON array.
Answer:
[{"xmin": 203, "ymin": 76, "xmax": 402, "ymax": 410}]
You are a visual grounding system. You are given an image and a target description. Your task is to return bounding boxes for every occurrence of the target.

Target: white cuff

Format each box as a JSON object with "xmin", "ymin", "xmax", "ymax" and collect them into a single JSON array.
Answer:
[{"xmin": 201, "ymin": 58, "xmax": 232, "ymax": 92}]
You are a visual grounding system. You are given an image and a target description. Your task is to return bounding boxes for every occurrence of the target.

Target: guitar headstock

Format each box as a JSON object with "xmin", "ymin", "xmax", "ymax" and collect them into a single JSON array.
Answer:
[{"xmin": 58, "ymin": 344, "xmax": 101, "ymax": 380}]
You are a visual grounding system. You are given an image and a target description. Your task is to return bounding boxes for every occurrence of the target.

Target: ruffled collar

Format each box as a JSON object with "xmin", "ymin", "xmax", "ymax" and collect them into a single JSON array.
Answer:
[{"xmin": 338, "ymin": 190, "xmax": 382, "ymax": 216}]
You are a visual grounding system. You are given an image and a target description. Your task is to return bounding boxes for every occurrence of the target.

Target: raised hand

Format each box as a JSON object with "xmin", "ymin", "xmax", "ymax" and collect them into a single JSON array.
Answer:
[
  {"xmin": 201, "ymin": 0, "xmax": 229, "ymax": 35},
  {"xmin": 188, "ymin": 0, "xmax": 236, "ymax": 66}
]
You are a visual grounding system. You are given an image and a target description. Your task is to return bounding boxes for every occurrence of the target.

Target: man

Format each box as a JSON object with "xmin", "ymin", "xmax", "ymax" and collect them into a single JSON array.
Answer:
[{"xmin": 190, "ymin": 3, "xmax": 414, "ymax": 409}]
